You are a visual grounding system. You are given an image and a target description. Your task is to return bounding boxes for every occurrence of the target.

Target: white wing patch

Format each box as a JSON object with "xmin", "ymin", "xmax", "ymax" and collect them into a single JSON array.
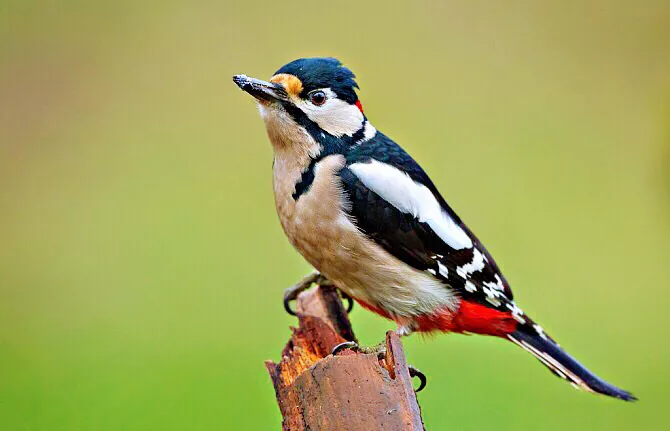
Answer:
[
  {"xmin": 437, "ymin": 261, "xmax": 449, "ymax": 278},
  {"xmin": 483, "ymin": 274, "xmax": 505, "ymax": 292},
  {"xmin": 464, "ymin": 280, "xmax": 477, "ymax": 292},
  {"xmin": 482, "ymin": 286, "xmax": 503, "ymax": 307},
  {"xmin": 456, "ymin": 248, "xmax": 485, "ymax": 278},
  {"xmin": 349, "ymin": 160, "xmax": 473, "ymax": 250}
]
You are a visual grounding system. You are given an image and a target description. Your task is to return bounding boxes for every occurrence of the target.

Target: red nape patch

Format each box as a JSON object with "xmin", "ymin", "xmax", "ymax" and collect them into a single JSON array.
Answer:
[
  {"xmin": 416, "ymin": 300, "xmax": 518, "ymax": 337},
  {"xmin": 355, "ymin": 99, "xmax": 364, "ymax": 113}
]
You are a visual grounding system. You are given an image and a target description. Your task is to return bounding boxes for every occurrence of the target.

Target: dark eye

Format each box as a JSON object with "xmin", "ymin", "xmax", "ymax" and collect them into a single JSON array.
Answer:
[{"xmin": 309, "ymin": 90, "xmax": 327, "ymax": 106}]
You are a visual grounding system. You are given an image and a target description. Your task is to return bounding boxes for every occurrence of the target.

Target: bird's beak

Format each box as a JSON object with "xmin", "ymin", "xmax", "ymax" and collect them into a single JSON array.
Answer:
[{"xmin": 233, "ymin": 74, "xmax": 288, "ymax": 103}]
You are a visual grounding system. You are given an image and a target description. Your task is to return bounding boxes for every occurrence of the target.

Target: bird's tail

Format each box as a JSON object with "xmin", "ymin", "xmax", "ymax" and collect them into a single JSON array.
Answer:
[{"xmin": 507, "ymin": 324, "xmax": 636, "ymax": 401}]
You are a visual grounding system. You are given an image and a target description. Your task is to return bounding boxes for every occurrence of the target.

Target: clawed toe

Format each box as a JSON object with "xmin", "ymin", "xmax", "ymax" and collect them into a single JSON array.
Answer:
[
  {"xmin": 283, "ymin": 271, "xmax": 322, "ymax": 315},
  {"xmin": 283, "ymin": 272, "xmax": 354, "ymax": 316},
  {"xmin": 330, "ymin": 340, "xmax": 426, "ymax": 392},
  {"xmin": 340, "ymin": 290, "xmax": 354, "ymax": 313},
  {"xmin": 315, "ymin": 274, "xmax": 354, "ymax": 313},
  {"xmin": 408, "ymin": 365, "xmax": 427, "ymax": 392},
  {"xmin": 331, "ymin": 341, "xmax": 359, "ymax": 356},
  {"xmin": 283, "ymin": 290, "xmax": 301, "ymax": 316},
  {"xmin": 332, "ymin": 341, "xmax": 386, "ymax": 357},
  {"xmin": 283, "ymin": 291, "xmax": 298, "ymax": 316}
]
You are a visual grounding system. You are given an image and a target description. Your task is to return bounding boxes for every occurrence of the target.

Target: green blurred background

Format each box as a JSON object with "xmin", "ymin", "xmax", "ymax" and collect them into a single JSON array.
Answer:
[{"xmin": 1, "ymin": 1, "xmax": 669, "ymax": 429}]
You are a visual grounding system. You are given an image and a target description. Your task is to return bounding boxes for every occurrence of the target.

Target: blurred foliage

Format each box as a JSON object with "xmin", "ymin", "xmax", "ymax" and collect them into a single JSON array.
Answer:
[{"xmin": 1, "ymin": 1, "xmax": 669, "ymax": 429}]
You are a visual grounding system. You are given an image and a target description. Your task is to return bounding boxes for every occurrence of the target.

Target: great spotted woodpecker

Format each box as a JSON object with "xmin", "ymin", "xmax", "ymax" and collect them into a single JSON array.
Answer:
[{"xmin": 233, "ymin": 58, "xmax": 635, "ymax": 401}]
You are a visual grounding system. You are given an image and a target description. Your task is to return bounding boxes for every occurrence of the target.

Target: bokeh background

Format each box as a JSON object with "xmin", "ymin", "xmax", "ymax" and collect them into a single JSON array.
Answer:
[{"xmin": 2, "ymin": 1, "xmax": 669, "ymax": 429}]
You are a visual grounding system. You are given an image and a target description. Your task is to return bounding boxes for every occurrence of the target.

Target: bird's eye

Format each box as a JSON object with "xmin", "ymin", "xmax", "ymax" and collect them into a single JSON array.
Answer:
[{"xmin": 309, "ymin": 91, "xmax": 327, "ymax": 106}]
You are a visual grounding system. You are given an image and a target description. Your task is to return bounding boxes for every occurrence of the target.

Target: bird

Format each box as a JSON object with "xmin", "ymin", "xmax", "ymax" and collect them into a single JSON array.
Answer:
[{"xmin": 232, "ymin": 57, "xmax": 635, "ymax": 401}]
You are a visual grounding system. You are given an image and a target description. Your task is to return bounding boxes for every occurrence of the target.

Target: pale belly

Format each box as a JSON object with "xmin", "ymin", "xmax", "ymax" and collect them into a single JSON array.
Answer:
[{"xmin": 273, "ymin": 155, "xmax": 458, "ymax": 320}]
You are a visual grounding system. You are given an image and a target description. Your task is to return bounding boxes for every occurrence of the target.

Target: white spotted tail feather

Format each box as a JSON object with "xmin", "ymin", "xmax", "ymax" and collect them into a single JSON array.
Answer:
[{"xmin": 508, "ymin": 325, "xmax": 637, "ymax": 401}]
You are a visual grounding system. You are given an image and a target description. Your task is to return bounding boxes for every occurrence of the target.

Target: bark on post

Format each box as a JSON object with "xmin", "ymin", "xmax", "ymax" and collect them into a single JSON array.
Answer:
[{"xmin": 265, "ymin": 285, "xmax": 425, "ymax": 430}]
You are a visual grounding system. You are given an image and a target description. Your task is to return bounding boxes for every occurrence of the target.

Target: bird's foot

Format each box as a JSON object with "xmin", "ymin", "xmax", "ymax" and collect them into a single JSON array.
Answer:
[
  {"xmin": 330, "ymin": 340, "xmax": 427, "ymax": 392},
  {"xmin": 283, "ymin": 271, "xmax": 353, "ymax": 315}
]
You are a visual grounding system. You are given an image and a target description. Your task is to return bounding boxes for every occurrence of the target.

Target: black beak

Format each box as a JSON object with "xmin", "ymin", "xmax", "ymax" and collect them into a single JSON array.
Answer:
[{"xmin": 233, "ymin": 74, "xmax": 288, "ymax": 103}]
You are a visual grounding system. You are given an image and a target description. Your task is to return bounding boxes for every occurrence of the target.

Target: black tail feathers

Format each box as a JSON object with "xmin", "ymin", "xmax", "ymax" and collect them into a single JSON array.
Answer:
[{"xmin": 508, "ymin": 325, "xmax": 636, "ymax": 401}]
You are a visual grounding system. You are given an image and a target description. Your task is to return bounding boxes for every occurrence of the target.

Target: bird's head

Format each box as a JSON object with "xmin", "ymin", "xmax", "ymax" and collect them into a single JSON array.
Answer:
[{"xmin": 234, "ymin": 58, "xmax": 368, "ymax": 147}]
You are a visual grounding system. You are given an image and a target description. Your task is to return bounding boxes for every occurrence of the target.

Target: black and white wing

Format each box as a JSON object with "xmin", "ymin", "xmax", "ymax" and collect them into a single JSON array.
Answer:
[{"xmin": 340, "ymin": 133, "xmax": 517, "ymax": 313}]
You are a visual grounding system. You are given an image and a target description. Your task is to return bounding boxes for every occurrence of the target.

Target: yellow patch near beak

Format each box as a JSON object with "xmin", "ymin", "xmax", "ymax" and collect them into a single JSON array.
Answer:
[{"xmin": 270, "ymin": 74, "xmax": 304, "ymax": 99}]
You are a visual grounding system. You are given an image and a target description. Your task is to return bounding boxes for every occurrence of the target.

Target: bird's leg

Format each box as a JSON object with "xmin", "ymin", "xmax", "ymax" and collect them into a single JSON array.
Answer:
[
  {"xmin": 283, "ymin": 271, "xmax": 353, "ymax": 315},
  {"xmin": 394, "ymin": 324, "xmax": 416, "ymax": 338},
  {"xmin": 331, "ymin": 339, "xmax": 427, "ymax": 392}
]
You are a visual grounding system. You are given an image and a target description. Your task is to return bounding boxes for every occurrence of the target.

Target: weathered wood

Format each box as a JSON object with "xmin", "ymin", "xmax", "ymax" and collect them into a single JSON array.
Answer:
[{"xmin": 266, "ymin": 285, "xmax": 425, "ymax": 430}]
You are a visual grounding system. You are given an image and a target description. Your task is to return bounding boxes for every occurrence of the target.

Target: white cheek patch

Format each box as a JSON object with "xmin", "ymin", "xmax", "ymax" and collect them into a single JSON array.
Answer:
[
  {"xmin": 297, "ymin": 88, "xmax": 364, "ymax": 137},
  {"xmin": 357, "ymin": 121, "xmax": 377, "ymax": 144},
  {"xmin": 349, "ymin": 160, "xmax": 473, "ymax": 250}
]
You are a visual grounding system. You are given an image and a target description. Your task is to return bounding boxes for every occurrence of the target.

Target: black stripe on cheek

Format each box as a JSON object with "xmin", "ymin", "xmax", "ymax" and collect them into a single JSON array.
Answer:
[{"xmin": 292, "ymin": 157, "xmax": 319, "ymax": 200}]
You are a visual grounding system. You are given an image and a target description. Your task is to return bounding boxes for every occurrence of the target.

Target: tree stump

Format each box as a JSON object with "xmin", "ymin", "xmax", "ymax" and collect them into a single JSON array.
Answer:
[{"xmin": 265, "ymin": 285, "xmax": 425, "ymax": 430}]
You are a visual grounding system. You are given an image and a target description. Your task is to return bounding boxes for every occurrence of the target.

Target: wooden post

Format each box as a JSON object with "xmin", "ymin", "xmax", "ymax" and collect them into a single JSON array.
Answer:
[{"xmin": 265, "ymin": 285, "xmax": 425, "ymax": 430}]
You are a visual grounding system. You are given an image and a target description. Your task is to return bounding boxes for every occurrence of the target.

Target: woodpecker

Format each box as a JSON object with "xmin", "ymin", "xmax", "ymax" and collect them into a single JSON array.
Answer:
[{"xmin": 233, "ymin": 58, "xmax": 635, "ymax": 401}]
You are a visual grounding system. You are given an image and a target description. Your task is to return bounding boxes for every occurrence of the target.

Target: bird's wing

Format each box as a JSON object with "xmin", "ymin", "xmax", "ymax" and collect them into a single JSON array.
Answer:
[{"xmin": 340, "ymin": 133, "xmax": 515, "ymax": 311}]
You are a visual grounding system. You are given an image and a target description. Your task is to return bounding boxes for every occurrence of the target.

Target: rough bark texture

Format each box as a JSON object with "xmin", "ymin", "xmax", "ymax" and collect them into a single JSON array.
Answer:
[{"xmin": 266, "ymin": 285, "xmax": 425, "ymax": 430}]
